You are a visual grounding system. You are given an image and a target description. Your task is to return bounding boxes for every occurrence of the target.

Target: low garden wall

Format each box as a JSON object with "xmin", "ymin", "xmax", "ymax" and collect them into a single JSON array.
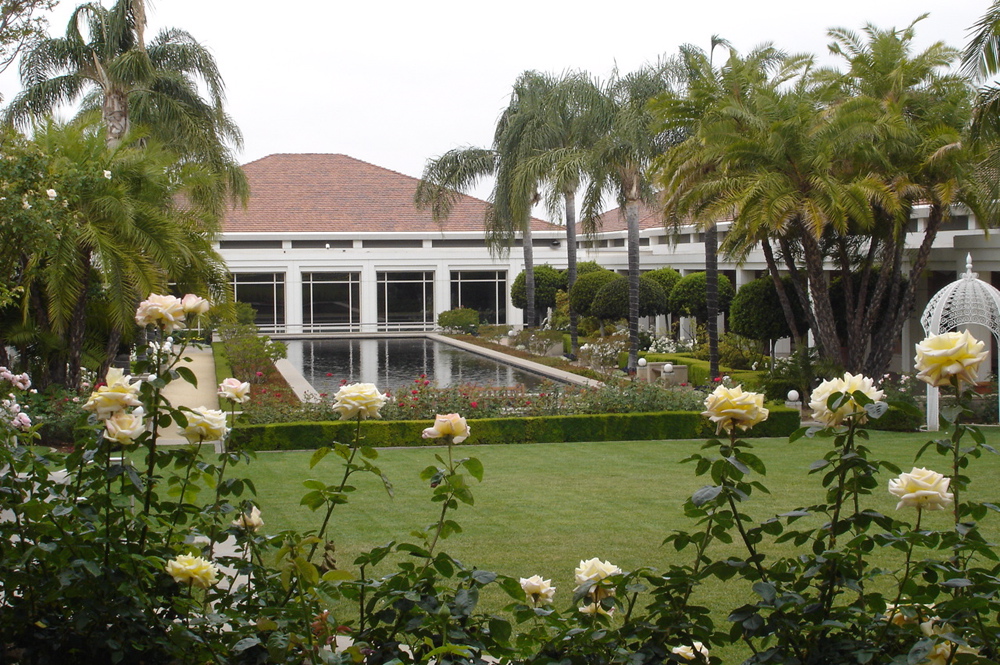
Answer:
[{"xmin": 229, "ymin": 406, "xmax": 801, "ymax": 451}]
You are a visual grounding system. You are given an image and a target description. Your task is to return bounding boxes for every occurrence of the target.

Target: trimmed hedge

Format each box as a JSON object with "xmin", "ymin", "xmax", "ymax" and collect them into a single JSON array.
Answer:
[{"xmin": 229, "ymin": 407, "xmax": 800, "ymax": 451}]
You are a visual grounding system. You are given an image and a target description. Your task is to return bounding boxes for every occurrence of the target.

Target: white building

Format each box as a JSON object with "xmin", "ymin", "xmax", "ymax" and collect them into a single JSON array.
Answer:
[{"xmin": 219, "ymin": 153, "xmax": 1000, "ymax": 373}]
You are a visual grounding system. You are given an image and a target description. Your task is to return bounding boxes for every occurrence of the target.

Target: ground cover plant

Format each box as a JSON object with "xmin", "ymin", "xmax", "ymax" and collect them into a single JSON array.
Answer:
[{"xmin": 3, "ymin": 294, "xmax": 1000, "ymax": 664}]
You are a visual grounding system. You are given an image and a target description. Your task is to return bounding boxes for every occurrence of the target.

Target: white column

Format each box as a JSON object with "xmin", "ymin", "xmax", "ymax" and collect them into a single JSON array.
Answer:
[
  {"xmin": 360, "ymin": 262, "xmax": 378, "ymax": 333},
  {"xmin": 434, "ymin": 262, "xmax": 451, "ymax": 327},
  {"xmin": 285, "ymin": 265, "xmax": 303, "ymax": 335}
]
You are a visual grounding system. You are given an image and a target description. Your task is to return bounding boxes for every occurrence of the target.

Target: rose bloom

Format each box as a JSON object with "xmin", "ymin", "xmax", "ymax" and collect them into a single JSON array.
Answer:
[
  {"xmin": 135, "ymin": 294, "xmax": 187, "ymax": 333},
  {"xmin": 331, "ymin": 383, "xmax": 387, "ymax": 421},
  {"xmin": 232, "ymin": 504, "xmax": 264, "ymax": 531},
  {"xmin": 574, "ymin": 558, "xmax": 621, "ymax": 602},
  {"xmin": 422, "ymin": 413, "xmax": 470, "ymax": 443},
  {"xmin": 578, "ymin": 602, "xmax": 614, "ymax": 617},
  {"xmin": 104, "ymin": 407, "xmax": 145, "ymax": 444},
  {"xmin": 218, "ymin": 378, "xmax": 251, "ymax": 404},
  {"xmin": 165, "ymin": 554, "xmax": 220, "ymax": 589},
  {"xmin": 920, "ymin": 618, "xmax": 979, "ymax": 665},
  {"xmin": 809, "ymin": 372, "xmax": 884, "ymax": 427},
  {"xmin": 181, "ymin": 293, "xmax": 210, "ymax": 316},
  {"xmin": 701, "ymin": 385, "xmax": 769, "ymax": 434},
  {"xmin": 915, "ymin": 330, "xmax": 987, "ymax": 388},
  {"xmin": 671, "ymin": 643, "xmax": 709, "ymax": 661},
  {"xmin": 519, "ymin": 575, "xmax": 555, "ymax": 605},
  {"xmin": 82, "ymin": 368, "xmax": 142, "ymax": 419},
  {"xmin": 181, "ymin": 406, "xmax": 228, "ymax": 444},
  {"xmin": 888, "ymin": 467, "xmax": 954, "ymax": 511}
]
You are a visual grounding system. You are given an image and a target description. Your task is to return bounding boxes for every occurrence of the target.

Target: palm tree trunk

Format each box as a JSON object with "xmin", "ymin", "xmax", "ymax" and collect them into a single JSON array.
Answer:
[
  {"xmin": 522, "ymin": 224, "xmax": 536, "ymax": 327},
  {"xmin": 103, "ymin": 89, "xmax": 130, "ymax": 148},
  {"xmin": 799, "ymin": 230, "xmax": 844, "ymax": 366},
  {"xmin": 564, "ymin": 190, "xmax": 579, "ymax": 355},
  {"xmin": 626, "ymin": 197, "xmax": 641, "ymax": 373},
  {"xmin": 761, "ymin": 239, "xmax": 802, "ymax": 346},
  {"xmin": 65, "ymin": 249, "xmax": 92, "ymax": 389},
  {"xmin": 705, "ymin": 223, "xmax": 719, "ymax": 379}
]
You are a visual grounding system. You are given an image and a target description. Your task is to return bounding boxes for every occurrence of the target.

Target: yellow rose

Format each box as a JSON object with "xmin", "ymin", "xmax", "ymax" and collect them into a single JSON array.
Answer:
[
  {"xmin": 331, "ymin": 383, "xmax": 386, "ymax": 420},
  {"xmin": 232, "ymin": 505, "xmax": 264, "ymax": 531},
  {"xmin": 165, "ymin": 554, "xmax": 220, "ymax": 589},
  {"xmin": 888, "ymin": 467, "xmax": 953, "ymax": 511},
  {"xmin": 701, "ymin": 385, "xmax": 769, "ymax": 434},
  {"xmin": 103, "ymin": 407, "xmax": 145, "ymax": 445},
  {"xmin": 218, "ymin": 378, "xmax": 251, "ymax": 404},
  {"xmin": 574, "ymin": 557, "xmax": 621, "ymax": 607},
  {"xmin": 135, "ymin": 294, "xmax": 187, "ymax": 333},
  {"xmin": 671, "ymin": 642, "xmax": 709, "ymax": 661},
  {"xmin": 809, "ymin": 372, "xmax": 884, "ymax": 427},
  {"xmin": 181, "ymin": 406, "xmax": 228, "ymax": 444},
  {"xmin": 83, "ymin": 368, "xmax": 142, "ymax": 420},
  {"xmin": 519, "ymin": 575, "xmax": 555, "ymax": 605},
  {"xmin": 915, "ymin": 330, "xmax": 987, "ymax": 388},
  {"xmin": 421, "ymin": 413, "xmax": 471, "ymax": 443}
]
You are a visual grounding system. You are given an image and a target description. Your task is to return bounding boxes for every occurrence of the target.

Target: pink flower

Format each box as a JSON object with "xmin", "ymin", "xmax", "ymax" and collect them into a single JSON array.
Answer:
[
  {"xmin": 255, "ymin": 371, "xmax": 264, "ymax": 377},
  {"xmin": 423, "ymin": 380, "xmax": 430, "ymax": 386}
]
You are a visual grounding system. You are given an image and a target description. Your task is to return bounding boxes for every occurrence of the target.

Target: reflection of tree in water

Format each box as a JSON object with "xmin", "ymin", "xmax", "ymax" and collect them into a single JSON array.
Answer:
[{"xmin": 286, "ymin": 338, "xmax": 547, "ymax": 396}]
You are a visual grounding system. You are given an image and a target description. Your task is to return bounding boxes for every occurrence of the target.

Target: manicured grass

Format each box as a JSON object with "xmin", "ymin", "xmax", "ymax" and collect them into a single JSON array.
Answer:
[{"xmin": 242, "ymin": 429, "xmax": 1000, "ymax": 587}]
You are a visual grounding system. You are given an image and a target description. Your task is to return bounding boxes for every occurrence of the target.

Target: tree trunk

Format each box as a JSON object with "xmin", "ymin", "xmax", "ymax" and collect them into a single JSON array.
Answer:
[
  {"xmin": 564, "ymin": 189, "xmax": 579, "ymax": 355},
  {"xmin": 705, "ymin": 223, "xmax": 719, "ymax": 379},
  {"xmin": 65, "ymin": 249, "xmax": 93, "ymax": 389},
  {"xmin": 799, "ymin": 230, "xmax": 844, "ymax": 367},
  {"xmin": 103, "ymin": 89, "xmax": 130, "ymax": 148},
  {"xmin": 626, "ymin": 197, "xmax": 641, "ymax": 373},
  {"xmin": 761, "ymin": 238, "xmax": 802, "ymax": 345},
  {"xmin": 522, "ymin": 223, "xmax": 535, "ymax": 327}
]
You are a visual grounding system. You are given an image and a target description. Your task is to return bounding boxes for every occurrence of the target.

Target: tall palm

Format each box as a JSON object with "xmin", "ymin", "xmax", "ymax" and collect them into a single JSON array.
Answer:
[
  {"xmin": 4, "ymin": 0, "xmax": 247, "ymax": 212},
  {"xmin": 416, "ymin": 71, "xmax": 562, "ymax": 329},
  {"xmin": 580, "ymin": 65, "xmax": 679, "ymax": 373}
]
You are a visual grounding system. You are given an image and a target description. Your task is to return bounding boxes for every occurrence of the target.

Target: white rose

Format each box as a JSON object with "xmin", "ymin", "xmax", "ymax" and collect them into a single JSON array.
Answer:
[
  {"xmin": 103, "ymin": 407, "xmax": 145, "ymax": 444},
  {"xmin": 181, "ymin": 293, "xmax": 210, "ymax": 316},
  {"xmin": 888, "ymin": 467, "xmax": 953, "ymax": 511},
  {"xmin": 421, "ymin": 413, "xmax": 471, "ymax": 443},
  {"xmin": 82, "ymin": 368, "xmax": 142, "ymax": 419},
  {"xmin": 165, "ymin": 554, "xmax": 220, "ymax": 589},
  {"xmin": 574, "ymin": 557, "xmax": 621, "ymax": 606},
  {"xmin": 701, "ymin": 385, "xmax": 769, "ymax": 434},
  {"xmin": 809, "ymin": 372, "xmax": 884, "ymax": 427},
  {"xmin": 331, "ymin": 383, "xmax": 386, "ymax": 420},
  {"xmin": 46, "ymin": 188, "xmax": 56, "ymax": 200},
  {"xmin": 232, "ymin": 505, "xmax": 264, "ymax": 531},
  {"xmin": 915, "ymin": 330, "xmax": 987, "ymax": 388},
  {"xmin": 181, "ymin": 406, "xmax": 228, "ymax": 444},
  {"xmin": 103, "ymin": 170, "xmax": 112, "ymax": 179},
  {"xmin": 519, "ymin": 575, "xmax": 555, "ymax": 605},
  {"xmin": 218, "ymin": 378, "xmax": 251, "ymax": 404},
  {"xmin": 671, "ymin": 642, "xmax": 709, "ymax": 661},
  {"xmin": 135, "ymin": 294, "xmax": 186, "ymax": 333}
]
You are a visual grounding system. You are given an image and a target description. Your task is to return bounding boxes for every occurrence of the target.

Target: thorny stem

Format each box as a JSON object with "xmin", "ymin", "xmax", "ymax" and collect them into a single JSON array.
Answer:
[
  {"xmin": 878, "ymin": 507, "xmax": 923, "ymax": 646},
  {"xmin": 164, "ymin": 438, "xmax": 204, "ymax": 547},
  {"xmin": 308, "ymin": 414, "xmax": 364, "ymax": 562},
  {"xmin": 724, "ymin": 430, "xmax": 768, "ymax": 582}
]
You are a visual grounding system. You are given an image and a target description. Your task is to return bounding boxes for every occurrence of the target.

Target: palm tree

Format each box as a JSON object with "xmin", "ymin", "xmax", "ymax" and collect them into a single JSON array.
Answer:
[
  {"xmin": 416, "ymin": 71, "xmax": 565, "ymax": 329},
  {"xmin": 4, "ymin": 119, "xmax": 229, "ymax": 388},
  {"xmin": 4, "ymin": 0, "xmax": 247, "ymax": 212},
  {"xmin": 579, "ymin": 65, "xmax": 680, "ymax": 373}
]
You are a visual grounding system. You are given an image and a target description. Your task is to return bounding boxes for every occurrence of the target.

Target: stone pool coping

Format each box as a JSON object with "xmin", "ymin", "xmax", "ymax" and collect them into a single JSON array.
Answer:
[{"xmin": 272, "ymin": 333, "xmax": 602, "ymax": 400}]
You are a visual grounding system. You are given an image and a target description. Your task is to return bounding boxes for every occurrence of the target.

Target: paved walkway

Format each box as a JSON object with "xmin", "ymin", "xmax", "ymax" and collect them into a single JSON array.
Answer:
[{"xmin": 158, "ymin": 345, "xmax": 221, "ymax": 448}]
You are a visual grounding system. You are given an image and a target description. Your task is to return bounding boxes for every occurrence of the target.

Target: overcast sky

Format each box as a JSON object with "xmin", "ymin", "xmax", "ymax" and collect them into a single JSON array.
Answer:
[{"xmin": 1, "ymin": 0, "xmax": 991, "ymax": 205}]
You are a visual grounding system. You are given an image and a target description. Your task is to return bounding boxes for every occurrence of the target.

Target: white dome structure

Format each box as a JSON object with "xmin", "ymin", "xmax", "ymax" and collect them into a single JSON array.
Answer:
[{"xmin": 920, "ymin": 254, "xmax": 1000, "ymax": 430}]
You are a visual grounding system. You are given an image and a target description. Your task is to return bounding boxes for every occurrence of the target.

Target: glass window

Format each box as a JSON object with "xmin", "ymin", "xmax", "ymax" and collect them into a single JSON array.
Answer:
[
  {"xmin": 302, "ymin": 272, "xmax": 360, "ymax": 332},
  {"xmin": 377, "ymin": 271, "xmax": 435, "ymax": 330},
  {"xmin": 231, "ymin": 273, "xmax": 285, "ymax": 331},
  {"xmin": 450, "ymin": 271, "xmax": 507, "ymax": 325}
]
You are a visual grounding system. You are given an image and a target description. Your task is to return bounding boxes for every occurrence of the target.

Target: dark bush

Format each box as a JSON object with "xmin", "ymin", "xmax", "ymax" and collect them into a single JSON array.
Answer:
[
  {"xmin": 511, "ymin": 265, "xmax": 567, "ymax": 315},
  {"xmin": 438, "ymin": 307, "xmax": 480, "ymax": 334},
  {"xmin": 669, "ymin": 272, "xmax": 735, "ymax": 319},
  {"xmin": 591, "ymin": 274, "xmax": 668, "ymax": 320},
  {"xmin": 730, "ymin": 276, "xmax": 808, "ymax": 342},
  {"xmin": 569, "ymin": 270, "xmax": 622, "ymax": 318}
]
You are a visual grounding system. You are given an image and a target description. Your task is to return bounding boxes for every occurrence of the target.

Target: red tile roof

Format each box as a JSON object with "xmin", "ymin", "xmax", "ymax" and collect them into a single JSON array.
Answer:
[
  {"xmin": 223, "ymin": 153, "xmax": 559, "ymax": 234},
  {"xmin": 578, "ymin": 199, "xmax": 666, "ymax": 234}
]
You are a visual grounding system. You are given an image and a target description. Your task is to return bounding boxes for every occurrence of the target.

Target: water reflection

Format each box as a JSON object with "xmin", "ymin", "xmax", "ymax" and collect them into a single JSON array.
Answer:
[{"xmin": 284, "ymin": 338, "xmax": 548, "ymax": 395}]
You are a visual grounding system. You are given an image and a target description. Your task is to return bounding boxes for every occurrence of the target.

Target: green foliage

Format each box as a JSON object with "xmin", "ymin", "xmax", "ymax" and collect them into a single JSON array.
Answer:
[
  {"xmin": 730, "ymin": 276, "xmax": 808, "ymax": 341},
  {"xmin": 591, "ymin": 273, "xmax": 668, "ymax": 319},
  {"xmin": 569, "ymin": 270, "xmax": 622, "ymax": 318},
  {"xmin": 572, "ymin": 260, "xmax": 608, "ymax": 276},
  {"xmin": 669, "ymin": 271, "xmax": 735, "ymax": 319},
  {"xmin": 438, "ymin": 307, "xmax": 480, "ymax": 334},
  {"xmin": 644, "ymin": 266, "xmax": 682, "ymax": 301},
  {"xmin": 511, "ymin": 264, "xmax": 567, "ymax": 313},
  {"xmin": 218, "ymin": 323, "xmax": 287, "ymax": 384}
]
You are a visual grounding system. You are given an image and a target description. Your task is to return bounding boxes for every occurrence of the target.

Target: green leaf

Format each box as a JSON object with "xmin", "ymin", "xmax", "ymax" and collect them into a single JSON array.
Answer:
[
  {"xmin": 463, "ymin": 457, "xmax": 484, "ymax": 482},
  {"xmin": 175, "ymin": 366, "xmax": 197, "ymax": 387},
  {"xmin": 322, "ymin": 570, "xmax": 354, "ymax": 582},
  {"xmin": 309, "ymin": 447, "xmax": 331, "ymax": 469},
  {"xmin": 692, "ymin": 485, "xmax": 723, "ymax": 507},
  {"xmin": 360, "ymin": 446, "xmax": 378, "ymax": 459}
]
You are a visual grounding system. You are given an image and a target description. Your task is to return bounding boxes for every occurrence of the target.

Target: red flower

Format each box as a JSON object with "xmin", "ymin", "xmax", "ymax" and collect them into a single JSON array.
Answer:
[
  {"xmin": 423, "ymin": 380, "xmax": 430, "ymax": 386},
  {"xmin": 326, "ymin": 372, "xmax": 333, "ymax": 377},
  {"xmin": 398, "ymin": 402, "xmax": 405, "ymax": 407},
  {"xmin": 319, "ymin": 393, "xmax": 327, "ymax": 397},
  {"xmin": 680, "ymin": 382, "xmax": 688, "ymax": 387},
  {"xmin": 470, "ymin": 401, "xmax": 478, "ymax": 408},
  {"xmin": 255, "ymin": 371, "xmax": 264, "ymax": 377},
  {"xmin": 420, "ymin": 374, "xmax": 426, "ymax": 379},
  {"xmin": 526, "ymin": 400, "xmax": 532, "ymax": 405},
  {"xmin": 713, "ymin": 377, "xmax": 722, "ymax": 382},
  {"xmin": 340, "ymin": 379, "xmax": 347, "ymax": 385},
  {"xmin": 414, "ymin": 379, "xmax": 421, "ymax": 384},
  {"xmin": 411, "ymin": 390, "xmax": 418, "ymax": 395}
]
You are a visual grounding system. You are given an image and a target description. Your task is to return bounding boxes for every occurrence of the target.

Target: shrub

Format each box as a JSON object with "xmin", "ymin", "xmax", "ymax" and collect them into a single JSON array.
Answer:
[
  {"xmin": 572, "ymin": 260, "xmax": 607, "ymax": 277},
  {"xmin": 438, "ymin": 307, "xmax": 480, "ymax": 334},
  {"xmin": 644, "ymin": 267, "xmax": 682, "ymax": 302},
  {"xmin": 669, "ymin": 271, "xmax": 735, "ymax": 319},
  {"xmin": 511, "ymin": 265, "xmax": 567, "ymax": 317},
  {"xmin": 591, "ymin": 273, "xmax": 668, "ymax": 320},
  {"xmin": 730, "ymin": 276, "xmax": 808, "ymax": 342},
  {"xmin": 218, "ymin": 323, "xmax": 287, "ymax": 383},
  {"xmin": 569, "ymin": 270, "xmax": 621, "ymax": 318}
]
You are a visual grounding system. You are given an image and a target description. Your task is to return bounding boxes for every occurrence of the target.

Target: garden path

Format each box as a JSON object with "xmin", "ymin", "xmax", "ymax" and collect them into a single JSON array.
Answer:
[{"xmin": 158, "ymin": 345, "xmax": 221, "ymax": 448}]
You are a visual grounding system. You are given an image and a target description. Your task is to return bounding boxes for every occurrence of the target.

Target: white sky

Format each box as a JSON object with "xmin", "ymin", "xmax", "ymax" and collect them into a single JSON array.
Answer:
[{"xmin": 0, "ymin": 0, "xmax": 991, "ymax": 206}]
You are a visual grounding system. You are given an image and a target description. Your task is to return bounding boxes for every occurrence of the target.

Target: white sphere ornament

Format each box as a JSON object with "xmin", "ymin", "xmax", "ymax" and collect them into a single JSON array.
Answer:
[
  {"xmin": 787, "ymin": 390, "xmax": 800, "ymax": 402},
  {"xmin": 664, "ymin": 363, "xmax": 673, "ymax": 372},
  {"xmin": 638, "ymin": 357, "xmax": 647, "ymax": 367}
]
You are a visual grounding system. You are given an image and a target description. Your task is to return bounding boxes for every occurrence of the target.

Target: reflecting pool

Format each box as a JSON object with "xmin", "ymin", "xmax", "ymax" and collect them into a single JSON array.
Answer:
[{"xmin": 284, "ymin": 338, "xmax": 550, "ymax": 395}]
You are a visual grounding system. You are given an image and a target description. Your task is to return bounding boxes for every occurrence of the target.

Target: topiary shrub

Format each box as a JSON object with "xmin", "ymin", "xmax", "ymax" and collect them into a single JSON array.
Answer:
[
  {"xmin": 511, "ymin": 265, "xmax": 568, "ymax": 318},
  {"xmin": 669, "ymin": 272, "xmax": 735, "ymax": 320},
  {"xmin": 573, "ymin": 261, "xmax": 607, "ymax": 277},
  {"xmin": 644, "ymin": 267, "xmax": 682, "ymax": 304},
  {"xmin": 591, "ymin": 274, "xmax": 668, "ymax": 320},
  {"xmin": 569, "ymin": 270, "xmax": 623, "ymax": 318},
  {"xmin": 730, "ymin": 276, "xmax": 808, "ymax": 342},
  {"xmin": 438, "ymin": 307, "xmax": 480, "ymax": 334}
]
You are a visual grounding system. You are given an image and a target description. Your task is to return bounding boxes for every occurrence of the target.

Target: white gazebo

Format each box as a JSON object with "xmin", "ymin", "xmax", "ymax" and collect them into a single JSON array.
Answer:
[{"xmin": 919, "ymin": 255, "xmax": 1000, "ymax": 430}]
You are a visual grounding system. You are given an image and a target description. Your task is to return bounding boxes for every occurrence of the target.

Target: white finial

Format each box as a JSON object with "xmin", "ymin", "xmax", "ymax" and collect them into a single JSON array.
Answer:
[{"xmin": 967, "ymin": 253, "xmax": 973, "ymax": 274}]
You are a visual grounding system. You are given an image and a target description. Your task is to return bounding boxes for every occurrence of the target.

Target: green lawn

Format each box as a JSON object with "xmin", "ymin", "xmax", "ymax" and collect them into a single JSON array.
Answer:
[{"xmin": 241, "ymin": 429, "xmax": 1000, "ymax": 591}]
